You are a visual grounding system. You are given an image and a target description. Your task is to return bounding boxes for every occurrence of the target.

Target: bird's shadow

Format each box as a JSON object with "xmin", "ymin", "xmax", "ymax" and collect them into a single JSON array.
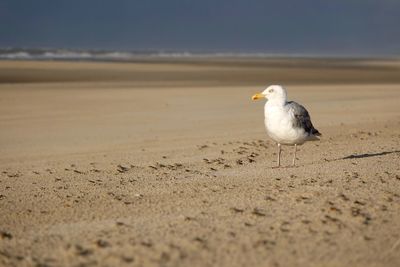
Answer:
[
  {"xmin": 289, "ymin": 150, "xmax": 400, "ymax": 168},
  {"xmin": 340, "ymin": 150, "xmax": 400, "ymax": 160},
  {"xmin": 267, "ymin": 150, "xmax": 399, "ymax": 168}
]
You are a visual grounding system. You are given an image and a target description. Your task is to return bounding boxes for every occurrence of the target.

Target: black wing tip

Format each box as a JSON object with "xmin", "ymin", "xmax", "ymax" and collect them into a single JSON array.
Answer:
[{"xmin": 313, "ymin": 129, "xmax": 322, "ymax": 136}]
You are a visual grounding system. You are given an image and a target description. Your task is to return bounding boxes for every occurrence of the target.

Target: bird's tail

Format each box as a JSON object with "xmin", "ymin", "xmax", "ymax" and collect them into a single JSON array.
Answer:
[{"xmin": 312, "ymin": 128, "xmax": 321, "ymax": 136}]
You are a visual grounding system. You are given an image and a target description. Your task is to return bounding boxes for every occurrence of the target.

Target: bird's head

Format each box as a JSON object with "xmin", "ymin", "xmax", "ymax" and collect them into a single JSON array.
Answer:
[{"xmin": 252, "ymin": 85, "xmax": 287, "ymax": 102}]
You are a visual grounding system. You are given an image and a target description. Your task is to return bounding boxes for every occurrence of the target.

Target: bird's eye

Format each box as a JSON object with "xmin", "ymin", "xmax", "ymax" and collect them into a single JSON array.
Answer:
[{"xmin": 269, "ymin": 89, "xmax": 274, "ymax": 93}]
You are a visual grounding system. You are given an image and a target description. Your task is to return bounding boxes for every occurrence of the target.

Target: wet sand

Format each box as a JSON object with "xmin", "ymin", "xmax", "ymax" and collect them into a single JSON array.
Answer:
[{"xmin": 0, "ymin": 59, "xmax": 400, "ymax": 267}]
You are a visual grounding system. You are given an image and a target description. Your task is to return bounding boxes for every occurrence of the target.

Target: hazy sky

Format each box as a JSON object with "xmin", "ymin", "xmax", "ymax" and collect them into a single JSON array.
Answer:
[{"xmin": 1, "ymin": 0, "xmax": 399, "ymax": 55}]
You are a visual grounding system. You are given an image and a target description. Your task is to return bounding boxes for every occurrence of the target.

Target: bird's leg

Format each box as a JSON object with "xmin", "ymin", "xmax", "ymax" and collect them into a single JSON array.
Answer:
[
  {"xmin": 277, "ymin": 143, "xmax": 281, "ymax": 167},
  {"xmin": 292, "ymin": 144, "xmax": 297, "ymax": 166}
]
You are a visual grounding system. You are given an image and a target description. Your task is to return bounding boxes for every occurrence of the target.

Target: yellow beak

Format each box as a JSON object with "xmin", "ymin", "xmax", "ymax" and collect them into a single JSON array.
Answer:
[{"xmin": 252, "ymin": 93, "xmax": 265, "ymax": 100}]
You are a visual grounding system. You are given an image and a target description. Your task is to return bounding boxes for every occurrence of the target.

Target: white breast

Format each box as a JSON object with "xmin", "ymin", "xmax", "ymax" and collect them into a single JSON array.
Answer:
[{"xmin": 264, "ymin": 103, "xmax": 307, "ymax": 145}]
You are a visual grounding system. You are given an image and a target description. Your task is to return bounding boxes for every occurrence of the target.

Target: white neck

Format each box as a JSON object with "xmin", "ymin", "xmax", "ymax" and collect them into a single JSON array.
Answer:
[{"xmin": 266, "ymin": 97, "xmax": 286, "ymax": 107}]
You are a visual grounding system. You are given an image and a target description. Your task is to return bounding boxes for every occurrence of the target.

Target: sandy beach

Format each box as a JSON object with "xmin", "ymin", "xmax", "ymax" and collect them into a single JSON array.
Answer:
[{"xmin": 0, "ymin": 58, "xmax": 400, "ymax": 267}]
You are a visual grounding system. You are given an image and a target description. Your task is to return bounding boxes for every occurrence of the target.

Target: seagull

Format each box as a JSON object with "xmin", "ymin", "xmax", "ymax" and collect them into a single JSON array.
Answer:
[{"xmin": 252, "ymin": 85, "xmax": 320, "ymax": 167}]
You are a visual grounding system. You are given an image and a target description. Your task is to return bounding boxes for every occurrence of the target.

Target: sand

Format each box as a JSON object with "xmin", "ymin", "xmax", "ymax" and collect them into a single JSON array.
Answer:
[{"xmin": 0, "ymin": 59, "xmax": 399, "ymax": 267}]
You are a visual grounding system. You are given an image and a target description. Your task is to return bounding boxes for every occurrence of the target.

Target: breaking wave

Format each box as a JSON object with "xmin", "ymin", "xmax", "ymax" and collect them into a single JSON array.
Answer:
[{"xmin": 0, "ymin": 48, "xmax": 288, "ymax": 61}]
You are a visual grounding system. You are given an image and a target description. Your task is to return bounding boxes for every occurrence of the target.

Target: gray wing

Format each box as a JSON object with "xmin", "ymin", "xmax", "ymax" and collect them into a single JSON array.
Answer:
[{"xmin": 286, "ymin": 101, "xmax": 321, "ymax": 136}]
